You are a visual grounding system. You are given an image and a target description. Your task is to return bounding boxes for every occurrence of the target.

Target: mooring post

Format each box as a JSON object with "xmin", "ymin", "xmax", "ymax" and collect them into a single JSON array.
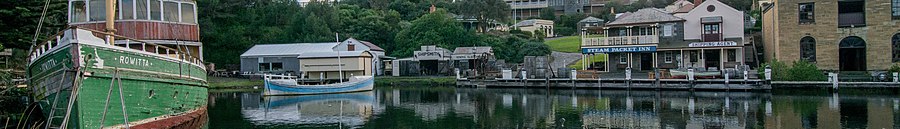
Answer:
[
  {"xmin": 597, "ymin": 76, "xmax": 602, "ymax": 89},
  {"xmin": 654, "ymin": 68, "xmax": 660, "ymax": 90},
  {"xmin": 688, "ymin": 68, "xmax": 695, "ymax": 91},
  {"xmin": 455, "ymin": 68, "xmax": 461, "ymax": 80},
  {"xmin": 743, "ymin": 70, "xmax": 749, "ymax": 84},
  {"xmin": 764, "ymin": 65, "xmax": 772, "ymax": 84},
  {"xmin": 571, "ymin": 70, "xmax": 577, "ymax": 89},
  {"xmin": 830, "ymin": 72, "xmax": 838, "ymax": 91},
  {"xmin": 521, "ymin": 70, "xmax": 527, "ymax": 88},
  {"xmin": 626, "ymin": 67, "xmax": 632, "ymax": 89},
  {"xmin": 724, "ymin": 72, "xmax": 730, "ymax": 91},
  {"xmin": 893, "ymin": 72, "xmax": 898, "ymax": 83}
]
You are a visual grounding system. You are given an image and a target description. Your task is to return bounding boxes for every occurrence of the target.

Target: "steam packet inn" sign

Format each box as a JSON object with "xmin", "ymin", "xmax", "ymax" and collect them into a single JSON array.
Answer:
[{"xmin": 582, "ymin": 46, "xmax": 657, "ymax": 54}]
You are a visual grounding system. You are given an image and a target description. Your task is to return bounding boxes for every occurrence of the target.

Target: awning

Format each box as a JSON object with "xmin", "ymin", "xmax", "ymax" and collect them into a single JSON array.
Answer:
[{"xmin": 701, "ymin": 16, "xmax": 723, "ymax": 24}]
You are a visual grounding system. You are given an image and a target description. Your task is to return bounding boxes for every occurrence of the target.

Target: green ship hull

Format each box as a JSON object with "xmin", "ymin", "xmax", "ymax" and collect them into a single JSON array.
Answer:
[{"xmin": 28, "ymin": 28, "xmax": 208, "ymax": 129}]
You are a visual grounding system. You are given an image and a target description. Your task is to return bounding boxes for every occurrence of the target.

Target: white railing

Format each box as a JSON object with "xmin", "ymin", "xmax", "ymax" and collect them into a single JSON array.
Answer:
[
  {"xmin": 29, "ymin": 26, "xmax": 205, "ymax": 68},
  {"xmin": 510, "ymin": 2, "xmax": 548, "ymax": 9},
  {"xmin": 581, "ymin": 35, "xmax": 659, "ymax": 46}
]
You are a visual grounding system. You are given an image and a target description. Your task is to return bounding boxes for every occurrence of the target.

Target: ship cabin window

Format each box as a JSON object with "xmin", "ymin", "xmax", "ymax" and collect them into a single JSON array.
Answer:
[
  {"xmin": 135, "ymin": 0, "xmax": 148, "ymax": 19},
  {"xmin": 89, "ymin": 0, "xmax": 106, "ymax": 21},
  {"xmin": 181, "ymin": 3, "xmax": 196, "ymax": 23},
  {"xmin": 71, "ymin": 0, "xmax": 88, "ymax": 22},
  {"xmin": 163, "ymin": 1, "xmax": 179, "ymax": 22},
  {"xmin": 121, "ymin": 0, "xmax": 134, "ymax": 19},
  {"xmin": 150, "ymin": 0, "xmax": 161, "ymax": 20},
  {"xmin": 838, "ymin": 0, "xmax": 865, "ymax": 27}
]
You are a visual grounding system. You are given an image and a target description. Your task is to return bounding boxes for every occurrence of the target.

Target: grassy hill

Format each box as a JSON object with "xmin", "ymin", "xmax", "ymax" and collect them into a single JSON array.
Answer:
[
  {"xmin": 568, "ymin": 54, "xmax": 607, "ymax": 69},
  {"xmin": 544, "ymin": 36, "xmax": 581, "ymax": 53}
]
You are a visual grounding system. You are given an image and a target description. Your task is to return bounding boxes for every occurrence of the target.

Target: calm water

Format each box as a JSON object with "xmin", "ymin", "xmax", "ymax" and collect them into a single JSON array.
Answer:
[{"xmin": 208, "ymin": 87, "xmax": 900, "ymax": 129}]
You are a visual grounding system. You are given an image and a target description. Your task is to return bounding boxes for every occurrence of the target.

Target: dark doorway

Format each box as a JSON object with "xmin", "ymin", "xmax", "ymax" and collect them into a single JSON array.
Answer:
[
  {"xmin": 420, "ymin": 60, "xmax": 439, "ymax": 75},
  {"xmin": 640, "ymin": 53, "xmax": 653, "ymax": 71},
  {"xmin": 704, "ymin": 49, "xmax": 721, "ymax": 70},
  {"xmin": 839, "ymin": 36, "xmax": 866, "ymax": 71}
]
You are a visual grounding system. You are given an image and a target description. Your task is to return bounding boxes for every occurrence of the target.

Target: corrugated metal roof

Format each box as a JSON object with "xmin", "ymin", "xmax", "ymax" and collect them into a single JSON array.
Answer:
[
  {"xmin": 606, "ymin": 8, "xmax": 684, "ymax": 26},
  {"xmin": 240, "ymin": 43, "xmax": 338, "ymax": 57},
  {"xmin": 453, "ymin": 47, "xmax": 493, "ymax": 55},
  {"xmin": 297, "ymin": 51, "xmax": 371, "ymax": 58},
  {"xmin": 579, "ymin": 16, "xmax": 605, "ymax": 23}
]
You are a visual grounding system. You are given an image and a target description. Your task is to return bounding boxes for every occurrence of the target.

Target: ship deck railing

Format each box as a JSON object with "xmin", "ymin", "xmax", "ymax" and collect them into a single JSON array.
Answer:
[{"xmin": 28, "ymin": 26, "xmax": 204, "ymax": 69}]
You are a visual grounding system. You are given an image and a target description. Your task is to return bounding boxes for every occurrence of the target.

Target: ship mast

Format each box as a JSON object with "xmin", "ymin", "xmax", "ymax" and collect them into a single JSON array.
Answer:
[{"xmin": 105, "ymin": 0, "xmax": 116, "ymax": 45}]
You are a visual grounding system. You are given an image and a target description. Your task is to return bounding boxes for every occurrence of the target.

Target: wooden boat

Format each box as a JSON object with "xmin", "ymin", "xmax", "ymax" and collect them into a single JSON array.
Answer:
[
  {"xmin": 27, "ymin": 0, "xmax": 207, "ymax": 128},
  {"xmin": 263, "ymin": 74, "xmax": 374, "ymax": 96},
  {"xmin": 669, "ymin": 69, "xmax": 722, "ymax": 79}
]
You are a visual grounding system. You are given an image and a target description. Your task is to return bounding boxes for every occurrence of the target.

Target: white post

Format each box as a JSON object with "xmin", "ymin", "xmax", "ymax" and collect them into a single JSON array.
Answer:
[
  {"xmin": 625, "ymin": 67, "xmax": 632, "ymax": 80},
  {"xmin": 335, "ymin": 33, "xmax": 343, "ymax": 83},
  {"xmin": 764, "ymin": 65, "xmax": 772, "ymax": 81},
  {"xmin": 831, "ymin": 73, "xmax": 838, "ymax": 90},
  {"xmin": 455, "ymin": 68, "xmax": 461, "ymax": 80},
  {"xmin": 743, "ymin": 70, "xmax": 749, "ymax": 81},
  {"xmin": 571, "ymin": 70, "xmax": 577, "ymax": 80},
  {"xmin": 688, "ymin": 68, "xmax": 695, "ymax": 81},
  {"xmin": 893, "ymin": 72, "xmax": 898, "ymax": 82},
  {"xmin": 521, "ymin": 70, "xmax": 527, "ymax": 80},
  {"xmin": 724, "ymin": 72, "xmax": 729, "ymax": 84}
]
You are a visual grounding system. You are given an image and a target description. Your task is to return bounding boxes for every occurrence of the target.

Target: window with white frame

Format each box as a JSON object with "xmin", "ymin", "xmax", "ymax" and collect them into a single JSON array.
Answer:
[
  {"xmin": 150, "ymin": 0, "xmax": 161, "ymax": 20},
  {"xmin": 619, "ymin": 54, "xmax": 628, "ymax": 64},
  {"xmin": 181, "ymin": 3, "xmax": 195, "ymax": 23},
  {"xmin": 163, "ymin": 1, "xmax": 178, "ymax": 22},
  {"xmin": 121, "ymin": 0, "xmax": 134, "ymax": 19},
  {"xmin": 71, "ymin": 1, "xmax": 87, "ymax": 22},
  {"xmin": 135, "ymin": 0, "xmax": 148, "ymax": 19},
  {"xmin": 664, "ymin": 51, "xmax": 673, "ymax": 63},
  {"xmin": 89, "ymin": 0, "xmax": 106, "ymax": 21},
  {"xmin": 663, "ymin": 24, "xmax": 673, "ymax": 36}
]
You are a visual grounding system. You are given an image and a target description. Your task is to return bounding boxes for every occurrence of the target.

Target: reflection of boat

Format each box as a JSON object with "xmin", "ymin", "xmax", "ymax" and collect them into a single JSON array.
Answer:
[
  {"xmin": 242, "ymin": 91, "xmax": 379, "ymax": 127},
  {"xmin": 264, "ymin": 74, "xmax": 374, "ymax": 95},
  {"xmin": 670, "ymin": 69, "xmax": 722, "ymax": 79}
]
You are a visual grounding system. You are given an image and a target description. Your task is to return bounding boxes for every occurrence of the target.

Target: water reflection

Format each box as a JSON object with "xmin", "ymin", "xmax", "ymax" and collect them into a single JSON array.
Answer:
[{"xmin": 208, "ymin": 87, "xmax": 900, "ymax": 128}]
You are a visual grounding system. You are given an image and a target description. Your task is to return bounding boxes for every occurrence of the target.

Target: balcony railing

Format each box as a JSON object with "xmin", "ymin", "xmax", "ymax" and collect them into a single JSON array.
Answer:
[
  {"xmin": 581, "ymin": 35, "xmax": 659, "ymax": 46},
  {"xmin": 510, "ymin": 2, "xmax": 548, "ymax": 9}
]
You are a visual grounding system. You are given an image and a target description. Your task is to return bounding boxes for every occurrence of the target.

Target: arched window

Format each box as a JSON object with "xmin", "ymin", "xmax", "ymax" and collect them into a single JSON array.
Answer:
[
  {"xmin": 800, "ymin": 36, "xmax": 816, "ymax": 63},
  {"xmin": 893, "ymin": 33, "xmax": 900, "ymax": 62}
]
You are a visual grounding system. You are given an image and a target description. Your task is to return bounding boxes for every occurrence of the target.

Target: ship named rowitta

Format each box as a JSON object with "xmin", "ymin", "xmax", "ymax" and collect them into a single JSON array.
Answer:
[{"xmin": 27, "ymin": 0, "xmax": 207, "ymax": 128}]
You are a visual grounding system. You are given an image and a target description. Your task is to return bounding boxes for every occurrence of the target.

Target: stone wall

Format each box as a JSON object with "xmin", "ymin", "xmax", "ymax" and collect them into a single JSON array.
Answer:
[{"xmin": 766, "ymin": 0, "xmax": 900, "ymax": 70}]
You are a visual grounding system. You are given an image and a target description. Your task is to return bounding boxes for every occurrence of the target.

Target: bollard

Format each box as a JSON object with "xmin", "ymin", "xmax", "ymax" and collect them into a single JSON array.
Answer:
[
  {"xmin": 688, "ymin": 68, "xmax": 695, "ymax": 81},
  {"xmin": 455, "ymin": 68, "xmax": 461, "ymax": 79},
  {"xmin": 829, "ymin": 72, "xmax": 838, "ymax": 90},
  {"xmin": 571, "ymin": 70, "xmax": 577, "ymax": 80},
  {"xmin": 764, "ymin": 65, "xmax": 772, "ymax": 81},
  {"xmin": 654, "ymin": 68, "xmax": 660, "ymax": 89},
  {"xmin": 725, "ymin": 72, "xmax": 730, "ymax": 84},
  {"xmin": 597, "ymin": 77, "xmax": 602, "ymax": 89},
  {"xmin": 521, "ymin": 70, "xmax": 527, "ymax": 80},
  {"xmin": 894, "ymin": 72, "xmax": 898, "ymax": 82},
  {"xmin": 743, "ymin": 70, "xmax": 749, "ymax": 81},
  {"xmin": 625, "ymin": 67, "xmax": 632, "ymax": 80}
]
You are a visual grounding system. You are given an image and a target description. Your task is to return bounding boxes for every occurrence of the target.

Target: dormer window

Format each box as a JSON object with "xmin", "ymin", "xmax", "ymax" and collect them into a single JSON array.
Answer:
[{"xmin": 348, "ymin": 44, "xmax": 356, "ymax": 51}]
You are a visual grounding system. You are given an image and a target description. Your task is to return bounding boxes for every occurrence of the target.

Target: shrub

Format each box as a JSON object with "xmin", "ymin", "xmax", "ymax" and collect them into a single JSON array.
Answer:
[
  {"xmin": 758, "ymin": 60, "xmax": 826, "ymax": 81},
  {"xmin": 889, "ymin": 63, "xmax": 900, "ymax": 74}
]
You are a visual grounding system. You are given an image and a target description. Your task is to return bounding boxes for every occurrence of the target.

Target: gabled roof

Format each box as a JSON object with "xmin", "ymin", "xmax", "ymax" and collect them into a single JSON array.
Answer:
[
  {"xmin": 240, "ymin": 43, "xmax": 338, "ymax": 57},
  {"xmin": 513, "ymin": 19, "xmax": 553, "ymax": 27},
  {"xmin": 673, "ymin": 4, "xmax": 695, "ymax": 13},
  {"xmin": 453, "ymin": 47, "xmax": 493, "ymax": 55},
  {"xmin": 297, "ymin": 51, "xmax": 372, "ymax": 59},
  {"xmin": 358, "ymin": 41, "xmax": 384, "ymax": 51},
  {"xmin": 606, "ymin": 8, "xmax": 685, "ymax": 26},
  {"xmin": 579, "ymin": 16, "xmax": 605, "ymax": 23}
]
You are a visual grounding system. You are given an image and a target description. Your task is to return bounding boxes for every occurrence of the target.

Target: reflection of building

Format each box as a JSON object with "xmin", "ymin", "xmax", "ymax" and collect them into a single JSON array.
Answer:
[
  {"xmin": 761, "ymin": 0, "xmax": 900, "ymax": 71},
  {"xmin": 580, "ymin": 0, "xmax": 748, "ymax": 72},
  {"xmin": 514, "ymin": 19, "xmax": 556, "ymax": 37}
]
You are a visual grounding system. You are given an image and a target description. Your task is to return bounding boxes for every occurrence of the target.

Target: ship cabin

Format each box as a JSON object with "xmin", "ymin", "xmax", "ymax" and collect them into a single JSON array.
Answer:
[{"xmin": 67, "ymin": 0, "xmax": 202, "ymax": 59}]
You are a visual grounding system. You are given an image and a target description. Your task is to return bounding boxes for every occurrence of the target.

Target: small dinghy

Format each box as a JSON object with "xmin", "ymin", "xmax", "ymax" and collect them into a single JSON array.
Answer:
[{"xmin": 263, "ymin": 74, "xmax": 374, "ymax": 96}]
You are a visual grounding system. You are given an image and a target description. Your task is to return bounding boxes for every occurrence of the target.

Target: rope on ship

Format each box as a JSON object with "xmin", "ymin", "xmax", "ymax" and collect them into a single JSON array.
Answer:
[{"xmin": 99, "ymin": 68, "xmax": 130, "ymax": 129}]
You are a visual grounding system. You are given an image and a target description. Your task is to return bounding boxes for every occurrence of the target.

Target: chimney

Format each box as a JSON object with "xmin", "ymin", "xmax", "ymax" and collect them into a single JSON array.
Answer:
[
  {"xmin": 694, "ymin": 0, "xmax": 702, "ymax": 5},
  {"xmin": 429, "ymin": 4, "xmax": 436, "ymax": 13}
]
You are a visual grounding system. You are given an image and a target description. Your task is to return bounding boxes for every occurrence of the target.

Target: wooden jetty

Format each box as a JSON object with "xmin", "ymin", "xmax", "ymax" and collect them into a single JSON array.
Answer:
[{"xmin": 456, "ymin": 78, "xmax": 772, "ymax": 91}]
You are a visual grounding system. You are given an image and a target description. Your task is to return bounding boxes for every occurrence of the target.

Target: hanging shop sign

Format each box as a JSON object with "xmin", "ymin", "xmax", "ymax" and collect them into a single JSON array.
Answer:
[
  {"xmin": 582, "ymin": 46, "xmax": 657, "ymax": 53},
  {"xmin": 688, "ymin": 41, "xmax": 738, "ymax": 47}
]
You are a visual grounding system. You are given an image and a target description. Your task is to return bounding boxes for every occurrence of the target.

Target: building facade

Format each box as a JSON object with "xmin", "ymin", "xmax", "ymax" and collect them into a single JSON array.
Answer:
[
  {"xmin": 514, "ymin": 19, "xmax": 556, "ymax": 37},
  {"xmin": 507, "ymin": 0, "xmax": 609, "ymax": 19},
  {"xmin": 240, "ymin": 38, "xmax": 387, "ymax": 77},
  {"xmin": 761, "ymin": 0, "xmax": 900, "ymax": 71},
  {"xmin": 581, "ymin": 0, "xmax": 748, "ymax": 72}
]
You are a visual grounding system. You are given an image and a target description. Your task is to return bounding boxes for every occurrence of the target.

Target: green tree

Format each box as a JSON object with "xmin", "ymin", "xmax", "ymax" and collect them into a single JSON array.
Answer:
[
  {"xmin": 0, "ymin": 0, "xmax": 67, "ymax": 50},
  {"xmin": 454, "ymin": 0, "xmax": 510, "ymax": 32},
  {"xmin": 539, "ymin": 7, "xmax": 556, "ymax": 20},
  {"xmin": 393, "ymin": 9, "xmax": 471, "ymax": 57}
]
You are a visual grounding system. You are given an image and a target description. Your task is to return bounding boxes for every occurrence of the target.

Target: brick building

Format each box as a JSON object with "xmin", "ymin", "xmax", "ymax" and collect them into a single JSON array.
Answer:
[{"xmin": 761, "ymin": 0, "xmax": 900, "ymax": 71}]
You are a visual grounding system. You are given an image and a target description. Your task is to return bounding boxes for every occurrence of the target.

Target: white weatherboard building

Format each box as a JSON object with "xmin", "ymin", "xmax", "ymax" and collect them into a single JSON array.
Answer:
[{"xmin": 240, "ymin": 38, "xmax": 389, "ymax": 79}]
